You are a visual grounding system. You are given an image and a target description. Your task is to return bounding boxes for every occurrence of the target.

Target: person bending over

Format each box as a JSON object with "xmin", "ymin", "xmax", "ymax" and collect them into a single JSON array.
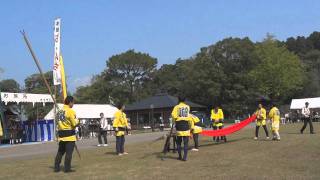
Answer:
[{"xmin": 211, "ymin": 105, "xmax": 226, "ymax": 142}]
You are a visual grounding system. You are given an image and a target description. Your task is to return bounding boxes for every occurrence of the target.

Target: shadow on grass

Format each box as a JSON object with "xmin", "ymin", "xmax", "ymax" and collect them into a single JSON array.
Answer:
[
  {"xmin": 287, "ymin": 132, "xmax": 302, "ymax": 135},
  {"xmin": 200, "ymin": 137, "xmax": 250, "ymax": 147},
  {"xmin": 104, "ymin": 152, "xmax": 118, "ymax": 156},
  {"xmin": 156, "ymin": 152, "xmax": 179, "ymax": 161},
  {"xmin": 138, "ymin": 137, "xmax": 252, "ymax": 160},
  {"xmin": 48, "ymin": 165, "xmax": 78, "ymax": 171}
]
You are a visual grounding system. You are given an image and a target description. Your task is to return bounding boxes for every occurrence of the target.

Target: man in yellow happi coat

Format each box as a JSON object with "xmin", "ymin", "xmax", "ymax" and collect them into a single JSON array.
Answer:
[
  {"xmin": 254, "ymin": 103, "xmax": 270, "ymax": 140},
  {"xmin": 113, "ymin": 103, "xmax": 130, "ymax": 156},
  {"xmin": 171, "ymin": 95, "xmax": 193, "ymax": 161},
  {"xmin": 54, "ymin": 96, "xmax": 79, "ymax": 173},
  {"xmin": 211, "ymin": 105, "xmax": 226, "ymax": 142},
  {"xmin": 269, "ymin": 103, "xmax": 281, "ymax": 141},
  {"xmin": 189, "ymin": 113, "xmax": 202, "ymax": 151}
]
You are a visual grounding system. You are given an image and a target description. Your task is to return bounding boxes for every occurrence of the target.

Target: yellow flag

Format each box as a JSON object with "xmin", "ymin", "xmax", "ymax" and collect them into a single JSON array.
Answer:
[
  {"xmin": 60, "ymin": 55, "xmax": 67, "ymax": 100},
  {"xmin": 0, "ymin": 121, "xmax": 3, "ymax": 137}
]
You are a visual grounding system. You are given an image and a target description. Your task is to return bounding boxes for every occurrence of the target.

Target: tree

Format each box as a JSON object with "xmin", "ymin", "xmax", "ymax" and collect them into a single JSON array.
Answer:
[
  {"xmin": 300, "ymin": 49, "xmax": 320, "ymax": 97},
  {"xmin": 308, "ymin": 31, "xmax": 320, "ymax": 50},
  {"xmin": 74, "ymin": 75, "xmax": 112, "ymax": 104},
  {"xmin": 0, "ymin": 67, "xmax": 4, "ymax": 80},
  {"xmin": 207, "ymin": 37, "xmax": 259, "ymax": 115},
  {"xmin": 23, "ymin": 71, "xmax": 59, "ymax": 120},
  {"xmin": 250, "ymin": 38, "xmax": 305, "ymax": 102},
  {"xmin": 285, "ymin": 36, "xmax": 313, "ymax": 56},
  {"xmin": 152, "ymin": 64, "xmax": 180, "ymax": 95},
  {"xmin": 285, "ymin": 31, "xmax": 320, "ymax": 98},
  {"xmin": 0, "ymin": 79, "xmax": 20, "ymax": 92},
  {"xmin": 105, "ymin": 49, "xmax": 157, "ymax": 102}
]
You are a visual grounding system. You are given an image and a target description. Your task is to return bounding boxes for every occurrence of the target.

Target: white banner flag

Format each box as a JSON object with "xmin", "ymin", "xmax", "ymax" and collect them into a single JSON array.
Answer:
[{"xmin": 53, "ymin": 18, "xmax": 61, "ymax": 85}]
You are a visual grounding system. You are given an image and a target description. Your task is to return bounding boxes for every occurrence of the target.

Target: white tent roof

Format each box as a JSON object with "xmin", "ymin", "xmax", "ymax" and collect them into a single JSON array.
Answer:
[
  {"xmin": 290, "ymin": 97, "xmax": 320, "ymax": 109},
  {"xmin": 1, "ymin": 92, "xmax": 53, "ymax": 106},
  {"xmin": 44, "ymin": 104, "xmax": 118, "ymax": 120}
]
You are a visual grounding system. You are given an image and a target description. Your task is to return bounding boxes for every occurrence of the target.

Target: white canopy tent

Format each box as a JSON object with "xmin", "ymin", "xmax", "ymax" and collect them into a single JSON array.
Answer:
[
  {"xmin": 44, "ymin": 104, "xmax": 118, "ymax": 120},
  {"xmin": 290, "ymin": 97, "xmax": 320, "ymax": 110},
  {"xmin": 0, "ymin": 92, "xmax": 53, "ymax": 106},
  {"xmin": 0, "ymin": 92, "xmax": 55, "ymax": 141}
]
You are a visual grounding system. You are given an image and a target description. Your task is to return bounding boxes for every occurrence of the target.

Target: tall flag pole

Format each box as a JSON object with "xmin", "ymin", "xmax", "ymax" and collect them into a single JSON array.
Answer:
[{"xmin": 53, "ymin": 18, "xmax": 61, "ymax": 140}]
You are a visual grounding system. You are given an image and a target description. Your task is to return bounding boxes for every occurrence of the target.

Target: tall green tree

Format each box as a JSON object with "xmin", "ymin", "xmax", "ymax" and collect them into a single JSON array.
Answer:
[
  {"xmin": 250, "ymin": 38, "xmax": 304, "ymax": 102},
  {"xmin": 300, "ymin": 49, "xmax": 320, "ymax": 96},
  {"xmin": 74, "ymin": 75, "xmax": 112, "ymax": 104},
  {"xmin": 24, "ymin": 71, "xmax": 58, "ymax": 120},
  {"xmin": 105, "ymin": 49, "xmax": 157, "ymax": 103},
  {"xmin": 0, "ymin": 79, "xmax": 20, "ymax": 92}
]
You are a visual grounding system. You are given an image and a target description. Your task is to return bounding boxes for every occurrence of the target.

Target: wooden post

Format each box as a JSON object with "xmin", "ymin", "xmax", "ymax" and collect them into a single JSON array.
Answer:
[
  {"xmin": 53, "ymin": 86, "xmax": 57, "ymax": 141},
  {"xmin": 136, "ymin": 112, "xmax": 139, "ymax": 129}
]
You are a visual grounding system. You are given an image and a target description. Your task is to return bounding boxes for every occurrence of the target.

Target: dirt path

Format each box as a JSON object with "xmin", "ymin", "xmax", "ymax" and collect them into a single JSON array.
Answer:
[{"xmin": 0, "ymin": 131, "xmax": 166, "ymax": 160}]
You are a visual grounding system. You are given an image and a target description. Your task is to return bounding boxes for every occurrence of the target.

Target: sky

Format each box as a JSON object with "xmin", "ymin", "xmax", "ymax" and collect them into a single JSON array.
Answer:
[{"xmin": 0, "ymin": 0, "xmax": 319, "ymax": 92}]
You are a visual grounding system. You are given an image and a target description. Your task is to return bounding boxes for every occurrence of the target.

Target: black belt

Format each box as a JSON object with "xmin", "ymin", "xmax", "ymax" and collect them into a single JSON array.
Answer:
[
  {"xmin": 115, "ymin": 127, "xmax": 126, "ymax": 131},
  {"xmin": 58, "ymin": 130, "xmax": 76, "ymax": 138},
  {"xmin": 195, "ymin": 122, "xmax": 202, "ymax": 126},
  {"xmin": 175, "ymin": 121, "xmax": 190, "ymax": 131}
]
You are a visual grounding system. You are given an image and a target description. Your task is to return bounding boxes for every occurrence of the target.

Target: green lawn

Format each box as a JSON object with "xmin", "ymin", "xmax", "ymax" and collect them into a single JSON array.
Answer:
[{"xmin": 0, "ymin": 123, "xmax": 319, "ymax": 180}]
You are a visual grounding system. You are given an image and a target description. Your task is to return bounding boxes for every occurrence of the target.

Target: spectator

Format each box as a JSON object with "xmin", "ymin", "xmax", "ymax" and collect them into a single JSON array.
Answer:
[
  {"xmin": 97, "ymin": 113, "xmax": 108, "ymax": 147},
  {"xmin": 300, "ymin": 102, "xmax": 314, "ymax": 134}
]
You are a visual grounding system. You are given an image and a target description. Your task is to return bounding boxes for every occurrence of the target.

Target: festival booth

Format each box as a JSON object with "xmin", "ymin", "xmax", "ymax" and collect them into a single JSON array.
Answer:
[
  {"xmin": 290, "ymin": 97, "xmax": 320, "ymax": 122},
  {"xmin": 44, "ymin": 104, "xmax": 118, "ymax": 121},
  {"xmin": 0, "ymin": 92, "xmax": 54, "ymax": 142},
  {"xmin": 44, "ymin": 104, "xmax": 118, "ymax": 138},
  {"xmin": 290, "ymin": 97, "xmax": 320, "ymax": 110}
]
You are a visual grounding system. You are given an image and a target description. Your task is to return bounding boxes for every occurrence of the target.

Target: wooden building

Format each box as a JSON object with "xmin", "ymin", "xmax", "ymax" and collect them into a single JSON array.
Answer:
[{"xmin": 125, "ymin": 94, "xmax": 206, "ymax": 129}]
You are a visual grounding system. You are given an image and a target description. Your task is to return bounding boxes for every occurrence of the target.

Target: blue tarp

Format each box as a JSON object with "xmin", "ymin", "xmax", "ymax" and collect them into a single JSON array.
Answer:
[{"xmin": 23, "ymin": 119, "xmax": 54, "ymax": 142}]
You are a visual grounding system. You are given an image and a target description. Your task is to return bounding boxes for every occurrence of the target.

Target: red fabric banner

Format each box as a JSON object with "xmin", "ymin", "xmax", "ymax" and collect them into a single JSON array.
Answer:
[{"xmin": 200, "ymin": 115, "xmax": 257, "ymax": 136}]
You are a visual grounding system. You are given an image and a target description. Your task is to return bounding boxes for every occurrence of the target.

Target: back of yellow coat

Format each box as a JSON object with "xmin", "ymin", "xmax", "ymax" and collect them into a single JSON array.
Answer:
[
  {"xmin": 211, "ymin": 109, "xmax": 224, "ymax": 121},
  {"xmin": 171, "ymin": 102, "xmax": 192, "ymax": 136},
  {"xmin": 269, "ymin": 107, "xmax": 280, "ymax": 122},
  {"xmin": 113, "ymin": 110, "xmax": 128, "ymax": 136},
  {"xmin": 57, "ymin": 105, "xmax": 79, "ymax": 142},
  {"xmin": 190, "ymin": 114, "xmax": 202, "ymax": 134}
]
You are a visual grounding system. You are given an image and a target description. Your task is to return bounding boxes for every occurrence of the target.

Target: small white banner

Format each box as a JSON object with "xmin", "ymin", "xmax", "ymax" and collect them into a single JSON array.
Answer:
[{"xmin": 53, "ymin": 18, "xmax": 61, "ymax": 85}]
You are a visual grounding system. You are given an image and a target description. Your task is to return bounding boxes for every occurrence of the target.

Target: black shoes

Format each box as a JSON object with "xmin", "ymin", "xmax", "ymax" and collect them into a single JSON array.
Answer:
[{"xmin": 54, "ymin": 168, "xmax": 76, "ymax": 173}]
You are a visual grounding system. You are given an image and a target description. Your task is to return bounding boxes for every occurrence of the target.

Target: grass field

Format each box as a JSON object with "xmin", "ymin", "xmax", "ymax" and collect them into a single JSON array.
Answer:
[{"xmin": 0, "ymin": 123, "xmax": 319, "ymax": 180}]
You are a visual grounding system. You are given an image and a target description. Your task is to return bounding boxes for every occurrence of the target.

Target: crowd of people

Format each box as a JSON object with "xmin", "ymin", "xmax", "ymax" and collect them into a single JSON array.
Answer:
[
  {"xmin": 52, "ymin": 95, "xmax": 316, "ymax": 173},
  {"xmin": 5, "ymin": 121, "xmax": 24, "ymax": 145}
]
